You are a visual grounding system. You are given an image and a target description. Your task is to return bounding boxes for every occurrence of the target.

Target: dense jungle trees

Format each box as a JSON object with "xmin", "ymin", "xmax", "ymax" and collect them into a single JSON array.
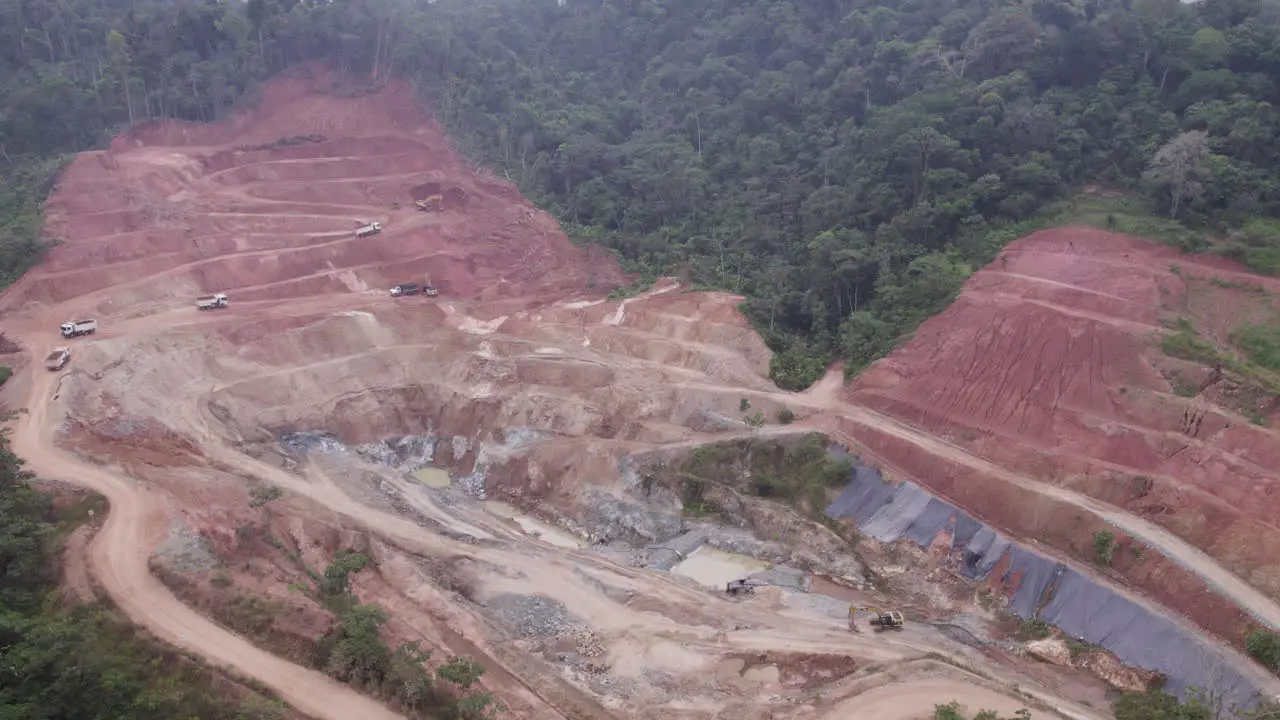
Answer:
[{"xmin": 4, "ymin": 0, "xmax": 1280, "ymax": 387}]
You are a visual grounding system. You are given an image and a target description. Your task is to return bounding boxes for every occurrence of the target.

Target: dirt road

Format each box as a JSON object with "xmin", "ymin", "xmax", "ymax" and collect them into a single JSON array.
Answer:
[
  {"xmin": 3, "ymin": 310, "xmax": 1112, "ymax": 720},
  {"xmin": 825, "ymin": 677, "xmax": 1040, "ymax": 720},
  {"xmin": 10, "ymin": 357, "xmax": 407, "ymax": 720},
  {"xmin": 4, "ymin": 72, "xmax": 1265, "ymax": 718},
  {"xmin": 783, "ymin": 366, "xmax": 1280, "ymax": 633}
]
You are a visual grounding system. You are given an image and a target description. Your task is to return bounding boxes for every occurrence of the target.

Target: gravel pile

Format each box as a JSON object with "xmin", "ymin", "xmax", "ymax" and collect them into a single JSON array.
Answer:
[
  {"xmin": 153, "ymin": 519, "xmax": 217, "ymax": 572},
  {"xmin": 581, "ymin": 487, "xmax": 683, "ymax": 543},
  {"xmin": 747, "ymin": 565, "xmax": 808, "ymax": 591},
  {"xmin": 455, "ymin": 467, "xmax": 487, "ymax": 498},
  {"xmin": 354, "ymin": 434, "xmax": 437, "ymax": 471},
  {"xmin": 783, "ymin": 590, "xmax": 849, "ymax": 619},
  {"xmin": 485, "ymin": 593, "xmax": 577, "ymax": 638},
  {"xmin": 278, "ymin": 430, "xmax": 347, "ymax": 457}
]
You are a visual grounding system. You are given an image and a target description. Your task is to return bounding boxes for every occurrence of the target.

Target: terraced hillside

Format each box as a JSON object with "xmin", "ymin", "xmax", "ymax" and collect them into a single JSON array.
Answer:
[{"xmin": 2, "ymin": 68, "xmax": 1279, "ymax": 720}]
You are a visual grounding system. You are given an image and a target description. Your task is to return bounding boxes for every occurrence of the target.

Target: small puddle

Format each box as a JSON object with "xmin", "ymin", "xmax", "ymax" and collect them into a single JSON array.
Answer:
[
  {"xmin": 412, "ymin": 467, "xmax": 451, "ymax": 488},
  {"xmin": 484, "ymin": 501, "xmax": 583, "ymax": 549},
  {"xmin": 671, "ymin": 546, "xmax": 767, "ymax": 589}
]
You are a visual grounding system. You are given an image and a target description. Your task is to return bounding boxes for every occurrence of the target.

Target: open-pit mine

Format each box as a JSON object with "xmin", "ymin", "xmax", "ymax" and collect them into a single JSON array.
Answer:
[{"xmin": 3, "ymin": 69, "xmax": 1280, "ymax": 720}]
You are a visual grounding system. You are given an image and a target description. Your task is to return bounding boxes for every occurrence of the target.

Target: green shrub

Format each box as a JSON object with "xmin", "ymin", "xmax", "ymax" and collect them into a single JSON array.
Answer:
[
  {"xmin": 1218, "ymin": 218, "xmax": 1280, "ymax": 276},
  {"xmin": 1093, "ymin": 530, "xmax": 1116, "ymax": 565},
  {"xmin": 1016, "ymin": 617, "xmax": 1052, "ymax": 640},
  {"xmin": 321, "ymin": 549, "xmax": 370, "ymax": 599},
  {"xmin": 778, "ymin": 408, "xmax": 796, "ymax": 425},
  {"xmin": 1233, "ymin": 323, "xmax": 1280, "ymax": 370},
  {"xmin": 1162, "ymin": 325, "xmax": 1221, "ymax": 366},
  {"xmin": 1112, "ymin": 687, "xmax": 1212, "ymax": 720},
  {"xmin": 1246, "ymin": 628, "xmax": 1280, "ymax": 673}
]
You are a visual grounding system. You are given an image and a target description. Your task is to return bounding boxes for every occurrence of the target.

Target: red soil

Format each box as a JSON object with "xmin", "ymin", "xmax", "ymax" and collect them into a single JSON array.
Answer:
[
  {"xmin": 2, "ymin": 67, "xmax": 620, "ymax": 317},
  {"xmin": 842, "ymin": 227, "xmax": 1280, "ymax": 626}
]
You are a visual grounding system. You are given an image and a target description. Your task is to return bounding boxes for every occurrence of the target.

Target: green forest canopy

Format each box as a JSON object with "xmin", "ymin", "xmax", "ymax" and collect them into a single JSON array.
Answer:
[{"xmin": 4, "ymin": 0, "xmax": 1280, "ymax": 387}]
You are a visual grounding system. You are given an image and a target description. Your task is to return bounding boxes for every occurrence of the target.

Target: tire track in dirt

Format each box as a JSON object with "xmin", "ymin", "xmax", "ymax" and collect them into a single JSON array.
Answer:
[
  {"xmin": 692, "ymin": 370, "xmax": 1280, "ymax": 635},
  {"xmin": 826, "ymin": 403, "xmax": 1280, "ymax": 632},
  {"xmin": 0, "ymin": 77, "xmax": 1189, "ymax": 718},
  {"xmin": 6, "ymin": 278, "xmax": 1122, "ymax": 720},
  {"xmin": 9, "ymin": 356, "xmax": 407, "ymax": 720}
]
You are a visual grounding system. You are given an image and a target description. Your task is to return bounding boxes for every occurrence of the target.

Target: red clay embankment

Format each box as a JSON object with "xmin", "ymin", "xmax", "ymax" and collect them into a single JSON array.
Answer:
[{"xmin": 841, "ymin": 227, "xmax": 1280, "ymax": 642}]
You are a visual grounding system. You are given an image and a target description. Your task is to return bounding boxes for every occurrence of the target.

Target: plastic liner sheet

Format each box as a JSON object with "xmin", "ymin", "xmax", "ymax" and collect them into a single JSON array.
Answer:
[
  {"xmin": 951, "ymin": 512, "xmax": 983, "ymax": 554},
  {"xmin": 960, "ymin": 526, "xmax": 1010, "ymax": 579},
  {"xmin": 825, "ymin": 464, "xmax": 895, "ymax": 525},
  {"xmin": 862, "ymin": 482, "xmax": 935, "ymax": 542},
  {"xmin": 902, "ymin": 497, "xmax": 957, "ymax": 547},
  {"xmin": 1042, "ymin": 569, "xmax": 1259, "ymax": 710},
  {"xmin": 1003, "ymin": 547, "xmax": 1065, "ymax": 619},
  {"xmin": 822, "ymin": 462, "xmax": 1269, "ymax": 709}
]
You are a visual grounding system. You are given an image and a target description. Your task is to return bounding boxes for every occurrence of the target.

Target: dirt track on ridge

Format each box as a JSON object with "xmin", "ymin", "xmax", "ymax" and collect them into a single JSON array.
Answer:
[
  {"xmin": 4, "ymin": 70, "xmax": 1276, "ymax": 718},
  {"xmin": 9, "ymin": 354, "xmax": 406, "ymax": 720}
]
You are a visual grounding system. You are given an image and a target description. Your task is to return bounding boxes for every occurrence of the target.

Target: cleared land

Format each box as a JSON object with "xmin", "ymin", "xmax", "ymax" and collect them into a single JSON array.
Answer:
[{"xmin": 2, "ymin": 70, "xmax": 1277, "ymax": 719}]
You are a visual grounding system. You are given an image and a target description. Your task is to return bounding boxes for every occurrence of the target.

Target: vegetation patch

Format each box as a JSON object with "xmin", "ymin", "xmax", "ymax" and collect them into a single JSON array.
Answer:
[
  {"xmin": 1015, "ymin": 617, "xmax": 1052, "ymax": 641},
  {"xmin": 933, "ymin": 702, "xmax": 1030, "ymax": 720},
  {"xmin": 1161, "ymin": 318, "xmax": 1224, "ymax": 368},
  {"xmin": 1231, "ymin": 323, "xmax": 1280, "ymax": 371},
  {"xmin": 1217, "ymin": 219, "xmax": 1280, "ymax": 277},
  {"xmin": 1093, "ymin": 530, "xmax": 1117, "ymax": 566},
  {"xmin": 0, "ymin": 433, "xmax": 290, "ymax": 720},
  {"xmin": 1109, "ymin": 683, "xmax": 1280, "ymax": 720},
  {"xmin": 1159, "ymin": 316, "xmax": 1280, "ymax": 420},
  {"xmin": 658, "ymin": 434, "xmax": 852, "ymax": 524},
  {"xmin": 1245, "ymin": 628, "xmax": 1280, "ymax": 675},
  {"xmin": 1036, "ymin": 195, "xmax": 1205, "ymax": 252},
  {"xmin": 5, "ymin": 0, "xmax": 1280, "ymax": 392},
  {"xmin": 310, "ymin": 550, "xmax": 504, "ymax": 718}
]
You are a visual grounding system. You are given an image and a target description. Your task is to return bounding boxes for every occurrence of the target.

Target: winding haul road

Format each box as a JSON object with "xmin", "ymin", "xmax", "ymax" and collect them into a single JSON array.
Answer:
[
  {"xmin": 10, "ymin": 340, "xmax": 407, "ymax": 720},
  {"xmin": 6, "ymin": 79, "xmax": 1279, "ymax": 716},
  {"xmin": 7, "ymin": 284, "xmax": 1279, "ymax": 719}
]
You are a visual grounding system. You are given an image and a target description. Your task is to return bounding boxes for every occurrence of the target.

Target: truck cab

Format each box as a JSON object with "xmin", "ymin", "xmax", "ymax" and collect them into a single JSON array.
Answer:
[
  {"xmin": 45, "ymin": 347, "xmax": 70, "ymax": 371},
  {"xmin": 60, "ymin": 320, "xmax": 97, "ymax": 338},
  {"xmin": 196, "ymin": 293, "xmax": 229, "ymax": 309}
]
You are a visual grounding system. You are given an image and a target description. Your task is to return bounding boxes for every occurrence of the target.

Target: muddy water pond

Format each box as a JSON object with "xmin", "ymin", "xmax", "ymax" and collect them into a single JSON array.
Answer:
[
  {"xmin": 411, "ymin": 467, "xmax": 451, "ymax": 488},
  {"xmin": 484, "ymin": 501, "xmax": 584, "ymax": 549},
  {"xmin": 671, "ymin": 546, "xmax": 767, "ymax": 589}
]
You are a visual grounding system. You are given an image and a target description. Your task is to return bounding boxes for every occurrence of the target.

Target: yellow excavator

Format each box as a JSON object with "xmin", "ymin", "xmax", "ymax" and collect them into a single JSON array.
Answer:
[
  {"xmin": 849, "ymin": 606, "xmax": 905, "ymax": 633},
  {"xmin": 415, "ymin": 194, "xmax": 443, "ymax": 212},
  {"xmin": 423, "ymin": 272, "xmax": 438, "ymax": 297}
]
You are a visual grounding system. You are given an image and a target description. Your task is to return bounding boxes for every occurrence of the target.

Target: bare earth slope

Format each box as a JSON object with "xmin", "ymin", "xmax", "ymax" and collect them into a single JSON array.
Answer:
[
  {"xmin": 1, "ymin": 68, "xmax": 1275, "ymax": 719},
  {"xmin": 843, "ymin": 228, "xmax": 1280, "ymax": 638},
  {"xmin": 0, "ymin": 70, "xmax": 1106, "ymax": 720}
]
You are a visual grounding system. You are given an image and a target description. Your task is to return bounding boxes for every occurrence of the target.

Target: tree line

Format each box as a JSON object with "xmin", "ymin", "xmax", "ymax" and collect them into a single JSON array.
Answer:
[
  {"xmin": 4, "ymin": 0, "xmax": 1280, "ymax": 389},
  {"xmin": 0, "ymin": 429, "xmax": 292, "ymax": 719}
]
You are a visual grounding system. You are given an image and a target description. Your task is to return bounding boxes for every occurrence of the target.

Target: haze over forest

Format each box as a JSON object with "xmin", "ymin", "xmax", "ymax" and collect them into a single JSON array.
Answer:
[{"xmin": 3, "ymin": 0, "xmax": 1280, "ymax": 388}]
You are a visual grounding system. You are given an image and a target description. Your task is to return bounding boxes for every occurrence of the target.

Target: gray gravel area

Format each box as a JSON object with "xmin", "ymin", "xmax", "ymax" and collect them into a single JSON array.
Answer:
[
  {"xmin": 484, "ymin": 593, "xmax": 578, "ymax": 638},
  {"xmin": 580, "ymin": 487, "xmax": 684, "ymax": 544},
  {"xmin": 354, "ymin": 434, "xmax": 437, "ymax": 471},
  {"xmin": 153, "ymin": 519, "xmax": 217, "ymax": 572}
]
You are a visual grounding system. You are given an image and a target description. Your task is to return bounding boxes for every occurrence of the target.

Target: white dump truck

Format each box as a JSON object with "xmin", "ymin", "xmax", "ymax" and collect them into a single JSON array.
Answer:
[
  {"xmin": 390, "ymin": 283, "xmax": 420, "ymax": 297},
  {"xmin": 60, "ymin": 319, "xmax": 97, "ymax": 338},
  {"xmin": 355, "ymin": 221, "xmax": 383, "ymax": 238},
  {"xmin": 45, "ymin": 347, "xmax": 70, "ymax": 371},
  {"xmin": 196, "ymin": 293, "xmax": 229, "ymax": 310}
]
